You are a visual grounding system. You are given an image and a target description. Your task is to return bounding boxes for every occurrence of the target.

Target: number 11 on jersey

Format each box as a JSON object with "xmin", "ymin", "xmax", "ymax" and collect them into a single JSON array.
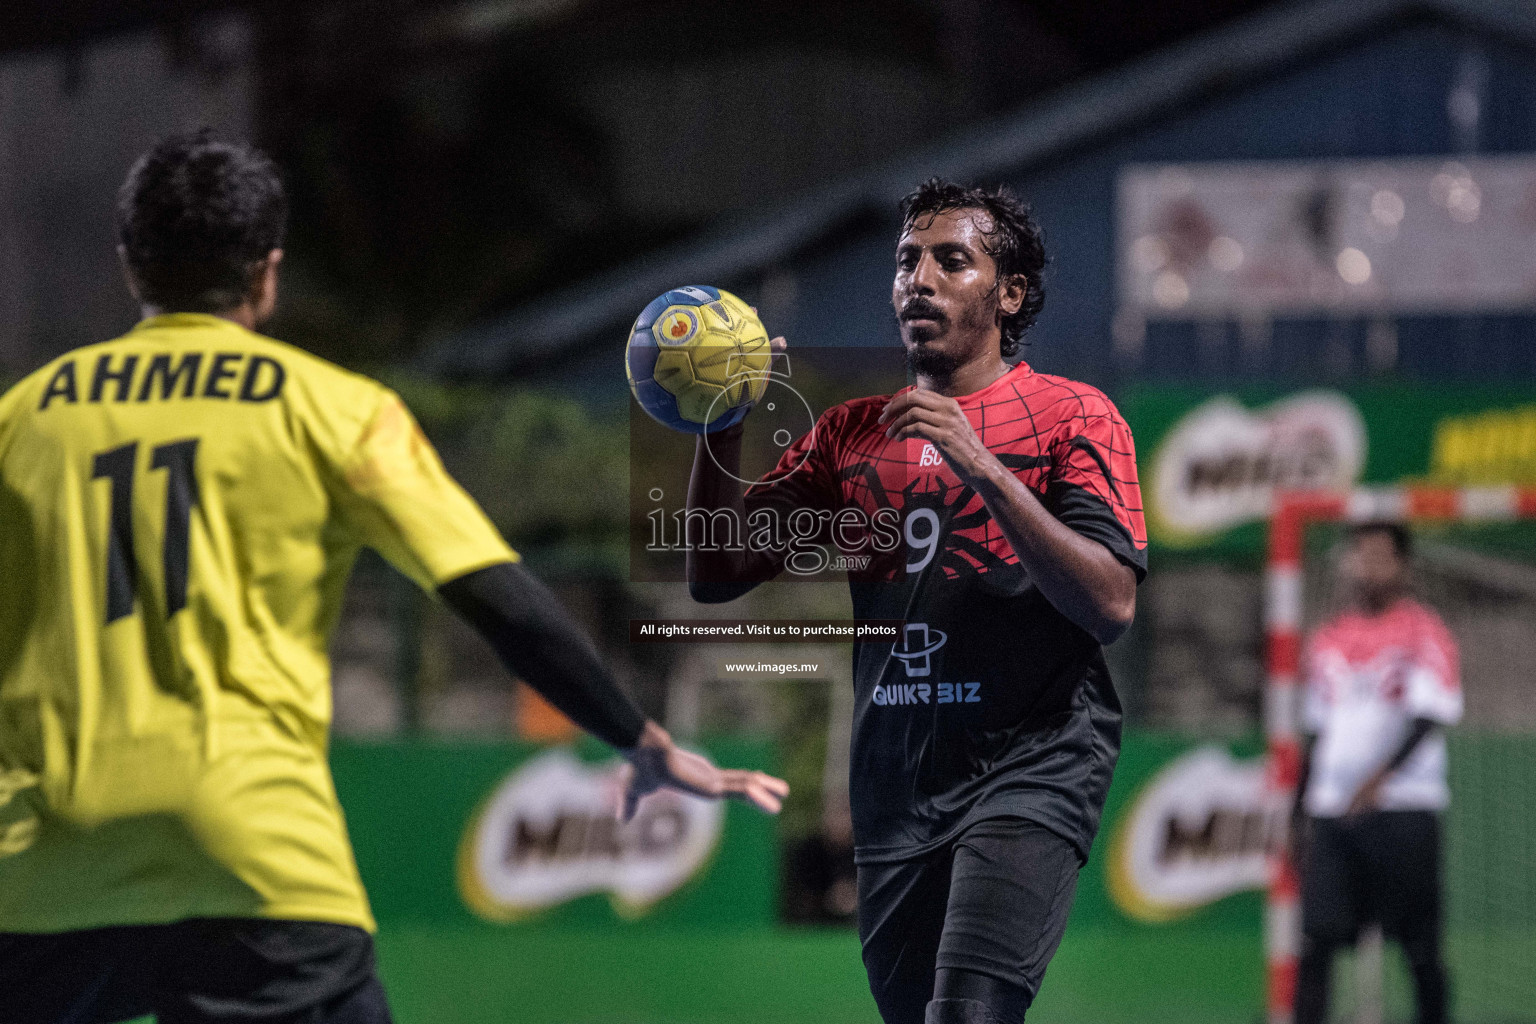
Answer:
[{"xmin": 91, "ymin": 438, "xmax": 200, "ymax": 623}]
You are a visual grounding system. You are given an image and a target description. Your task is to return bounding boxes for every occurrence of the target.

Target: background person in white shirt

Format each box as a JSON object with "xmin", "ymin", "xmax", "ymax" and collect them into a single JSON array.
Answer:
[{"xmin": 1293, "ymin": 522, "xmax": 1462, "ymax": 1024}]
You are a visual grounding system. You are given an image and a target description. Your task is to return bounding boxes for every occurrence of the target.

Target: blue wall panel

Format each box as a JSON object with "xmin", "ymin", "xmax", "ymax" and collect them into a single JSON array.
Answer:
[{"xmin": 758, "ymin": 23, "xmax": 1536, "ymax": 392}]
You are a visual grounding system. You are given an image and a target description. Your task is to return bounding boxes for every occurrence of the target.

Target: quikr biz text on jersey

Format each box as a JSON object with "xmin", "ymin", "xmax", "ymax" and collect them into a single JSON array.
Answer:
[{"xmin": 871, "ymin": 682, "xmax": 982, "ymax": 706}]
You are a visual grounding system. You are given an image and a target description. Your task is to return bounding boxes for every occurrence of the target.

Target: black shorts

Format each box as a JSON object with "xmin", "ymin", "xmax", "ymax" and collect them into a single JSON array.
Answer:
[
  {"xmin": 1302, "ymin": 810, "xmax": 1443, "ymax": 944},
  {"xmin": 857, "ymin": 817, "xmax": 1081, "ymax": 1024},
  {"xmin": 0, "ymin": 917, "xmax": 392, "ymax": 1024}
]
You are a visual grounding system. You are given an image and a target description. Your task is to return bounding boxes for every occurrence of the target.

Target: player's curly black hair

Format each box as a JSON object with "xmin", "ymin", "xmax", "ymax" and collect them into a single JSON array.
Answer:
[
  {"xmin": 116, "ymin": 130, "xmax": 288, "ymax": 313},
  {"xmin": 897, "ymin": 177, "xmax": 1047, "ymax": 358}
]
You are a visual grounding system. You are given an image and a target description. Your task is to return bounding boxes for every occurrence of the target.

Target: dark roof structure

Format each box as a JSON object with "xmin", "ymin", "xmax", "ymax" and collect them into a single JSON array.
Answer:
[{"xmin": 423, "ymin": 0, "xmax": 1536, "ymax": 381}]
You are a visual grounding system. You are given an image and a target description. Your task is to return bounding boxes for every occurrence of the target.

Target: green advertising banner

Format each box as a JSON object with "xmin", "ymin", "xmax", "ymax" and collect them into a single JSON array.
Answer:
[
  {"xmin": 1121, "ymin": 384, "xmax": 1536, "ymax": 556},
  {"xmin": 331, "ymin": 734, "xmax": 1269, "ymax": 936},
  {"xmin": 331, "ymin": 738, "xmax": 778, "ymax": 929},
  {"xmin": 332, "ymin": 732, "xmax": 1530, "ymax": 937},
  {"xmin": 1079, "ymin": 731, "xmax": 1534, "ymax": 934},
  {"xmin": 1074, "ymin": 735, "xmax": 1266, "ymax": 933}
]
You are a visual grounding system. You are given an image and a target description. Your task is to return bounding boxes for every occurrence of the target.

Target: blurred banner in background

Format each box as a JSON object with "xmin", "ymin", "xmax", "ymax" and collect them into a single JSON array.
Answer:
[
  {"xmin": 1124, "ymin": 383, "xmax": 1536, "ymax": 553},
  {"xmin": 1119, "ymin": 157, "xmax": 1536, "ymax": 318},
  {"xmin": 333, "ymin": 739, "xmax": 777, "ymax": 929}
]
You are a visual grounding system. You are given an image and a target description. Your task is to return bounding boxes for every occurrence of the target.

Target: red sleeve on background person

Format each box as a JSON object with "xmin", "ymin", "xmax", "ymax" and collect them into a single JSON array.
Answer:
[
  {"xmin": 1414, "ymin": 605, "xmax": 1461, "ymax": 691},
  {"xmin": 1404, "ymin": 603, "xmax": 1463, "ymax": 724},
  {"xmin": 1043, "ymin": 388, "xmax": 1148, "ymax": 581}
]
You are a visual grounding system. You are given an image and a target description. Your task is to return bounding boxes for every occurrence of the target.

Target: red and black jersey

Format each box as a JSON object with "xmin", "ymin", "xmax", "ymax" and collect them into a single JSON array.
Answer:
[{"xmin": 746, "ymin": 360, "xmax": 1147, "ymax": 863}]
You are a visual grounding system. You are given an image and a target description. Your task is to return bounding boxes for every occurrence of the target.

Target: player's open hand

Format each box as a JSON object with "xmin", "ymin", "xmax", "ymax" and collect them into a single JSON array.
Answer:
[
  {"xmin": 877, "ymin": 388, "xmax": 995, "ymax": 483},
  {"xmin": 618, "ymin": 722, "xmax": 789, "ymax": 821}
]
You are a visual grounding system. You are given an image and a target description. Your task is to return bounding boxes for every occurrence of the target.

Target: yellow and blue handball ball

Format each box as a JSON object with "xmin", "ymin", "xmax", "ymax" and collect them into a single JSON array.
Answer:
[{"xmin": 625, "ymin": 285, "xmax": 772, "ymax": 434}]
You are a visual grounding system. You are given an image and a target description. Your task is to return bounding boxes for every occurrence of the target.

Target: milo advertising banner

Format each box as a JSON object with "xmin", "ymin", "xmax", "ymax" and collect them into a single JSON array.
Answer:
[
  {"xmin": 1120, "ymin": 383, "xmax": 1536, "ymax": 554},
  {"xmin": 1099, "ymin": 741, "xmax": 1276, "ymax": 926},
  {"xmin": 336, "ymin": 735, "xmax": 1274, "ymax": 932},
  {"xmin": 330, "ymin": 738, "xmax": 777, "ymax": 928},
  {"xmin": 1057, "ymin": 736, "xmax": 1273, "ymax": 932}
]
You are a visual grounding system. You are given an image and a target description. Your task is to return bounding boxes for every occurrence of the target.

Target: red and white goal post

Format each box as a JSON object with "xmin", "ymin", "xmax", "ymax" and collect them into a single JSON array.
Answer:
[{"xmin": 1262, "ymin": 484, "xmax": 1536, "ymax": 1024}]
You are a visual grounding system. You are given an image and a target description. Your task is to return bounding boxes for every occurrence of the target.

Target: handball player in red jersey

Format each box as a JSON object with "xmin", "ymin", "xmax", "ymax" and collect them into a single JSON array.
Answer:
[{"xmin": 686, "ymin": 179, "xmax": 1148, "ymax": 1024}]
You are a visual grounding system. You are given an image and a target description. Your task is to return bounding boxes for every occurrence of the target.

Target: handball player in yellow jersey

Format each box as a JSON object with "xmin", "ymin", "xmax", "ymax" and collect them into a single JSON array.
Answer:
[{"xmin": 0, "ymin": 131, "xmax": 787, "ymax": 1024}]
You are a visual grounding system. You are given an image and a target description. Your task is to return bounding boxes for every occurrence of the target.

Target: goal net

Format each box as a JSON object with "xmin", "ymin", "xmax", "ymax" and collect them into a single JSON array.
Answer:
[{"xmin": 1265, "ymin": 487, "xmax": 1536, "ymax": 1024}]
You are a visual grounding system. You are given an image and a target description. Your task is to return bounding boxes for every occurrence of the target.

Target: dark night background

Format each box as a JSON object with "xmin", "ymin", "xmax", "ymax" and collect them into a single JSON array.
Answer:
[{"xmin": 1, "ymin": 0, "xmax": 1283, "ymax": 368}]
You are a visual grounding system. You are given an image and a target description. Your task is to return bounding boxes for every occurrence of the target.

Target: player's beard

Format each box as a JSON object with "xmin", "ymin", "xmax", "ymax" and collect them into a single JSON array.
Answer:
[
  {"xmin": 1355, "ymin": 577, "xmax": 1407, "ymax": 614},
  {"xmin": 900, "ymin": 295, "xmax": 995, "ymax": 387},
  {"xmin": 905, "ymin": 340, "xmax": 960, "ymax": 382}
]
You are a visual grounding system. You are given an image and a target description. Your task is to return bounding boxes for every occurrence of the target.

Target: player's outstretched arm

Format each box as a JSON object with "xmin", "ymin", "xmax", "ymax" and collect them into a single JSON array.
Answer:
[{"xmin": 437, "ymin": 562, "xmax": 787, "ymax": 815}]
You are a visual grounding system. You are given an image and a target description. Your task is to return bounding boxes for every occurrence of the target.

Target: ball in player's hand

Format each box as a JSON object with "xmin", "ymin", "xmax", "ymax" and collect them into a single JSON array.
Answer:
[{"xmin": 625, "ymin": 286, "xmax": 771, "ymax": 434}]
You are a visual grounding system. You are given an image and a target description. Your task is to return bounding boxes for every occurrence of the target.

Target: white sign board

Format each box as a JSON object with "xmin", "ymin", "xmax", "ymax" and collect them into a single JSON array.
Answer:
[{"xmin": 1119, "ymin": 156, "xmax": 1536, "ymax": 315}]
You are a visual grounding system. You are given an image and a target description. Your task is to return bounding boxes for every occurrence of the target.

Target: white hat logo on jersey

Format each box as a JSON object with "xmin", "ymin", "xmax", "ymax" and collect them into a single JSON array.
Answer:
[{"xmin": 890, "ymin": 623, "xmax": 947, "ymax": 678}]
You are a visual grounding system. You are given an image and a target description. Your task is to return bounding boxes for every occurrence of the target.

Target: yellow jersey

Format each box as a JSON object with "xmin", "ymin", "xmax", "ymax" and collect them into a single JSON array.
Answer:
[{"xmin": 0, "ymin": 313, "xmax": 517, "ymax": 933}]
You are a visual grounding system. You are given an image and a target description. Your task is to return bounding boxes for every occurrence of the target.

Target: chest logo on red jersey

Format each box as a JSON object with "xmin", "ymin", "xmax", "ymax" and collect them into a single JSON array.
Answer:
[{"xmin": 918, "ymin": 443, "xmax": 942, "ymax": 468}]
